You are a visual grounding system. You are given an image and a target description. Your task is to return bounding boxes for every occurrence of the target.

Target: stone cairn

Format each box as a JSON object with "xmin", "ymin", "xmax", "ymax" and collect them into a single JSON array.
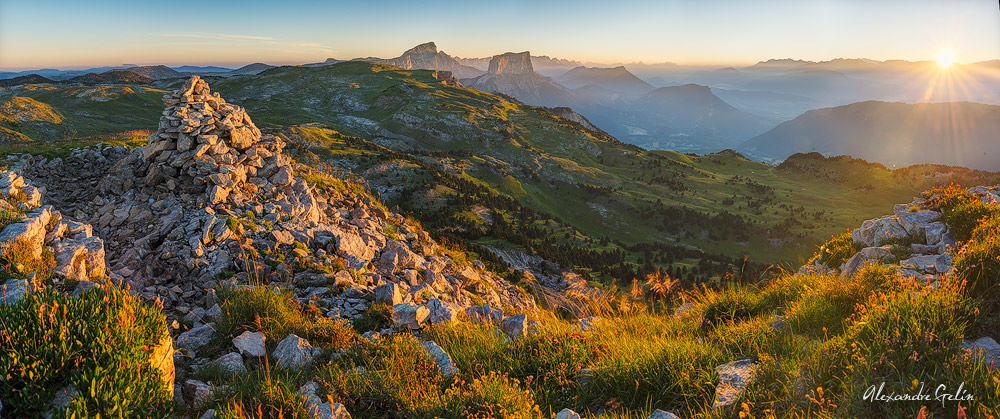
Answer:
[{"xmin": 140, "ymin": 76, "xmax": 303, "ymax": 210}]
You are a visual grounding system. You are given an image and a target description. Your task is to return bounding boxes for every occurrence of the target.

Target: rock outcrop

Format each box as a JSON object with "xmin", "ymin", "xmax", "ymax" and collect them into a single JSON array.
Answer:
[{"xmin": 487, "ymin": 52, "xmax": 534, "ymax": 75}]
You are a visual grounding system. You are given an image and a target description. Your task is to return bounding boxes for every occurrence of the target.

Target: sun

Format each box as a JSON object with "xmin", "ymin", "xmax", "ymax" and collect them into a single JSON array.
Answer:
[{"xmin": 936, "ymin": 50, "xmax": 955, "ymax": 67}]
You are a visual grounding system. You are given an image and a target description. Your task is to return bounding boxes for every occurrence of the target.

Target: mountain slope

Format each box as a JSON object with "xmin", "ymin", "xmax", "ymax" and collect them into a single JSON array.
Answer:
[{"xmin": 740, "ymin": 101, "xmax": 1000, "ymax": 170}]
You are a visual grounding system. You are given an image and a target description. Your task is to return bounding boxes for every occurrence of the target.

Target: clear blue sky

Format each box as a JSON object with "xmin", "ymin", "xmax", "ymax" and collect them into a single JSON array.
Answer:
[{"xmin": 1, "ymin": 0, "xmax": 997, "ymax": 70}]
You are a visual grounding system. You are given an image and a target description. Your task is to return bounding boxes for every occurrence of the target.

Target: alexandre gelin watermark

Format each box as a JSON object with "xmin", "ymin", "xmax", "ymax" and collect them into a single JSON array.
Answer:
[{"xmin": 863, "ymin": 381, "xmax": 975, "ymax": 406}]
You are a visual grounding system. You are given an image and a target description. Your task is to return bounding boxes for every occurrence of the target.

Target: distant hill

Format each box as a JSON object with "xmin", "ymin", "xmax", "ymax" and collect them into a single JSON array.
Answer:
[
  {"xmin": 172, "ymin": 65, "xmax": 232, "ymax": 73},
  {"xmin": 463, "ymin": 51, "xmax": 574, "ymax": 107},
  {"xmin": 68, "ymin": 69, "xmax": 153, "ymax": 84},
  {"xmin": 739, "ymin": 101, "xmax": 1000, "ymax": 170},
  {"xmin": 354, "ymin": 42, "xmax": 485, "ymax": 79},
  {"xmin": 556, "ymin": 66, "xmax": 654, "ymax": 95},
  {"xmin": 226, "ymin": 63, "xmax": 275, "ymax": 76},
  {"xmin": 629, "ymin": 84, "xmax": 776, "ymax": 147},
  {"xmin": 0, "ymin": 74, "xmax": 55, "ymax": 87},
  {"xmin": 128, "ymin": 65, "xmax": 183, "ymax": 80}
]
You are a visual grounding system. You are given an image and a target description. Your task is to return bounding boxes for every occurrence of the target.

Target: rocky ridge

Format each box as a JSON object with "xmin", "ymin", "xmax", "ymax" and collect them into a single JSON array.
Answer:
[
  {"xmin": 5, "ymin": 76, "xmax": 544, "ymax": 413},
  {"xmin": 12, "ymin": 77, "xmax": 534, "ymax": 325}
]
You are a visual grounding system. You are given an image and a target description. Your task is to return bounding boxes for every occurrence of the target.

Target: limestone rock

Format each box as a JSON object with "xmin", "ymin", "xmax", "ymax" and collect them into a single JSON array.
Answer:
[
  {"xmin": 464, "ymin": 304, "xmax": 502, "ymax": 326},
  {"xmin": 647, "ymin": 410, "xmax": 681, "ymax": 419},
  {"xmin": 896, "ymin": 210, "xmax": 941, "ymax": 236},
  {"xmin": 1, "ymin": 278, "xmax": 31, "ymax": 305},
  {"xmin": 392, "ymin": 303, "xmax": 429, "ymax": 330},
  {"xmin": 501, "ymin": 314, "xmax": 527, "ymax": 340},
  {"xmin": 375, "ymin": 283, "xmax": 402, "ymax": 305},
  {"xmin": 577, "ymin": 316, "xmax": 602, "ymax": 332},
  {"xmin": 713, "ymin": 359, "xmax": 758, "ymax": 408},
  {"xmin": 840, "ymin": 246, "xmax": 892, "ymax": 279},
  {"xmin": 419, "ymin": 340, "xmax": 459, "ymax": 378},
  {"xmin": 176, "ymin": 322, "xmax": 216, "ymax": 353},
  {"xmin": 852, "ymin": 216, "xmax": 908, "ymax": 247},
  {"xmin": 209, "ymin": 352, "xmax": 248, "ymax": 375},
  {"xmin": 555, "ymin": 408, "xmax": 581, "ymax": 419},
  {"xmin": 183, "ymin": 379, "xmax": 213, "ymax": 409},
  {"xmin": 962, "ymin": 337, "xmax": 1000, "ymax": 372},
  {"xmin": 273, "ymin": 333, "xmax": 321, "ymax": 369},
  {"xmin": 233, "ymin": 331, "xmax": 266, "ymax": 357},
  {"xmin": 298, "ymin": 381, "xmax": 352, "ymax": 419},
  {"xmin": 148, "ymin": 330, "xmax": 176, "ymax": 397}
]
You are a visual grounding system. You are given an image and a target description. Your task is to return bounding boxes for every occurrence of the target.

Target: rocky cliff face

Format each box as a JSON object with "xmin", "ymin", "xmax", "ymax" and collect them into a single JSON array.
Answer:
[{"xmin": 488, "ymin": 51, "xmax": 534, "ymax": 75}]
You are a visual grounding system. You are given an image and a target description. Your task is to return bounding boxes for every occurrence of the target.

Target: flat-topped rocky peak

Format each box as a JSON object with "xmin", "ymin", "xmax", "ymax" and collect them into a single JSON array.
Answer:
[
  {"xmin": 488, "ymin": 51, "xmax": 534, "ymax": 75},
  {"xmin": 403, "ymin": 41, "xmax": 438, "ymax": 55}
]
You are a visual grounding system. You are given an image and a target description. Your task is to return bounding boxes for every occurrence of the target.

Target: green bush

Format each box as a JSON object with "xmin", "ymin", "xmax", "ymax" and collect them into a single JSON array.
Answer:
[
  {"xmin": 804, "ymin": 284, "xmax": 980, "ymax": 417},
  {"xmin": 428, "ymin": 320, "xmax": 596, "ymax": 411},
  {"xmin": 0, "ymin": 286, "xmax": 172, "ymax": 417},
  {"xmin": 213, "ymin": 369, "xmax": 311, "ymax": 419},
  {"xmin": 436, "ymin": 371, "xmax": 541, "ymax": 419},
  {"xmin": 322, "ymin": 335, "xmax": 445, "ymax": 416},
  {"xmin": 925, "ymin": 185, "xmax": 1000, "ymax": 241},
  {"xmin": 353, "ymin": 302, "xmax": 393, "ymax": 333},
  {"xmin": 953, "ymin": 213, "xmax": 1000, "ymax": 305},
  {"xmin": 810, "ymin": 231, "xmax": 861, "ymax": 267}
]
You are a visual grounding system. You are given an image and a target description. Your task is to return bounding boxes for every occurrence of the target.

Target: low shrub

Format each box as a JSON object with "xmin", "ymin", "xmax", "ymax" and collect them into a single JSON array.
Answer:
[
  {"xmin": 0, "ymin": 286, "xmax": 172, "ymax": 417},
  {"xmin": 217, "ymin": 285, "xmax": 356, "ymax": 351},
  {"xmin": 810, "ymin": 231, "xmax": 861, "ymax": 267},
  {"xmin": 436, "ymin": 371, "xmax": 541, "ymax": 419}
]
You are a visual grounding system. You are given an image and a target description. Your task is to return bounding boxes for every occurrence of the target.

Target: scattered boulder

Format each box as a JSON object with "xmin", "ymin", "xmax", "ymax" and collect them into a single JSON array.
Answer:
[
  {"xmin": 425, "ymin": 298, "xmax": 458, "ymax": 326},
  {"xmin": 840, "ymin": 246, "xmax": 892, "ymax": 279},
  {"xmin": 501, "ymin": 314, "xmax": 527, "ymax": 340},
  {"xmin": 233, "ymin": 331, "xmax": 266, "ymax": 357},
  {"xmin": 648, "ymin": 410, "xmax": 681, "ymax": 419},
  {"xmin": 577, "ymin": 316, "xmax": 602, "ymax": 332},
  {"xmin": 1, "ymin": 278, "xmax": 31, "ymax": 305},
  {"xmin": 962, "ymin": 337, "xmax": 1000, "ymax": 372},
  {"xmin": 392, "ymin": 303, "xmax": 429, "ymax": 330},
  {"xmin": 896, "ymin": 210, "xmax": 940, "ymax": 236},
  {"xmin": 273, "ymin": 334, "xmax": 321, "ymax": 369},
  {"xmin": 555, "ymin": 408, "xmax": 581, "ymax": 419},
  {"xmin": 183, "ymin": 379, "xmax": 213, "ymax": 409},
  {"xmin": 175, "ymin": 322, "xmax": 216, "ymax": 354},
  {"xmin": 465, "ymin": 304, "xmax": 502, "ymax": 325},
  {"xmin": 209, "ymin": 352, "xmax": 248, "ymax": 375},
  {"xmin": 147, "ymin": 330, "xmax": 176, "ymax": 397},
  {"xmin": 375, "ymin": 283, "xmax": 402, "ymax": 305},
  {"xmin": 419, "ymin": 340, "xmax": 459, "ymax": 378},
  {"xmin": 298, "ymin": 381, "xmax": 352, "ymax": 419},
  {"xmin": 713, "ymin": 359, "xmax": 758, "ymax": 408}
]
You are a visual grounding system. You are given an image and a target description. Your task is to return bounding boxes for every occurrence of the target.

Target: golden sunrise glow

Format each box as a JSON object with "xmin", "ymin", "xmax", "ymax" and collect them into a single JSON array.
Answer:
[{"xmin": 936, "ymin": 50, "xmax": 955, "ymax": 67}]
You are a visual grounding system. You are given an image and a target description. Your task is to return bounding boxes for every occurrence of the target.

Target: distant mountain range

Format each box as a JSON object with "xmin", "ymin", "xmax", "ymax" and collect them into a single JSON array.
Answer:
[
  {"xmin": 0, "ymin": 63, "xmax": 275, "ymax": 81},
  {"xmin": 739, "ymin": 101, "xmax": 1000, "ymax": 170}
]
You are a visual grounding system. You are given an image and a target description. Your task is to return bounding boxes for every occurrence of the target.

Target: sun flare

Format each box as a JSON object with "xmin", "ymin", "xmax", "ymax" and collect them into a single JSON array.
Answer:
[{"xmin": 936, "ymin": 50, "xmax": 955, "ymax": 67}]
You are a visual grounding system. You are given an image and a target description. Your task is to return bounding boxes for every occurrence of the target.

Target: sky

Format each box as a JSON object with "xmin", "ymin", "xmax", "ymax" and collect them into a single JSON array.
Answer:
[{"xmin": 1, "ymin": 0, "xmax": 997, "ymax": 71}]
